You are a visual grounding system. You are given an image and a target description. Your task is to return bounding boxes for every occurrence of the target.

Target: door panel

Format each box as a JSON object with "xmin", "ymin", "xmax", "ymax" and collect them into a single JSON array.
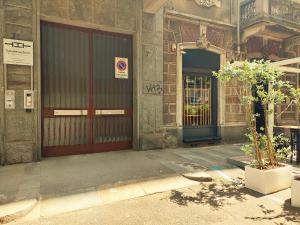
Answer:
[
  {"xmin": 42, "ymin": 25, "xmax": 89, "ymax": 109},
  {"xmin": 41, "ymin": 22, "xmax": 133, "ymax": 157},
  {"xmin": 92, "ymin": 33, "xmax": 133, "ymax": 146},
  {"xmin": 43, "ymin": 117, "xmax": 89, "ymax": 147},
  {"xmin": 42, "ymin": 23, "xmax": 89, "ymax": 153}
]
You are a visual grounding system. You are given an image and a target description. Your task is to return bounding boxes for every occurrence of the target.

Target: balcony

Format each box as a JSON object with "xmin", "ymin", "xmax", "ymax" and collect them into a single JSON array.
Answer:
[{"xmin": 240, "ymin": 0, "xmax": 300, "ymax": 40}]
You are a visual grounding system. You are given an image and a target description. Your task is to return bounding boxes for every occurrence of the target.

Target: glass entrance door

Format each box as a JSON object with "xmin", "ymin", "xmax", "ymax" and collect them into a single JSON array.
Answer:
[
  {"xmin": 183, "ymin": 75, "xmax": 212, "ymax": 127},
  {"xmin": 183, "ymin": 73, "xmax": 218, "ymax": 142}
]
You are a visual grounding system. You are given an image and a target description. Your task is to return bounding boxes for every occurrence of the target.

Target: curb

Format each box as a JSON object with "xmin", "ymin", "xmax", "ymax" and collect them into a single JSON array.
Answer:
[
  {"xmin": 40, "ymin": 175, "xmax": 201, "ymax": 217},
  {"xmin": 0, "ymin": 199, "xmax": 38, "ymax": 224},
  {"xmin": 227, "ymin": 156, "xmax": 251, "ymax": 169}
]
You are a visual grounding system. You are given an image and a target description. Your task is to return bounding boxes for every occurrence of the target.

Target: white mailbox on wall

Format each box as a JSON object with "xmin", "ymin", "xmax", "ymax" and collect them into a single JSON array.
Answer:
[{"xmin": 24, "ymin": 90, "xmax": 34, "ymax": 109}]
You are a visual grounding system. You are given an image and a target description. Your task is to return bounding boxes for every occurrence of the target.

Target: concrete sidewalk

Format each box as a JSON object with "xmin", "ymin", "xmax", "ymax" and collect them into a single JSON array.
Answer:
[{"xmin": 0, "ymin": 144, "xmax": 244, "ymax": 223}]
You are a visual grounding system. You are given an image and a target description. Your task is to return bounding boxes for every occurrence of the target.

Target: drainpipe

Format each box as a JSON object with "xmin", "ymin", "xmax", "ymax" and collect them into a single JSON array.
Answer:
[
  {"xmin": 237, "ymin": 0, "xmax": 241, "ymax": 59},
  {"xmin": 230, "ymin": 0, "xmax": 233, "ymax": 23}
]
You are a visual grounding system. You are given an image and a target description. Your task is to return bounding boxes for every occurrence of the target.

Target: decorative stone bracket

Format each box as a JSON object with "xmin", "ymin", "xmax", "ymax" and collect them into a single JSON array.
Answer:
[
  {"xmin": 196, "ymin": 34, "xmax": 211, "ymax": 49},
  {"xmin": 196, "ymin": 25, "xmax": 210, "ymax": 49},
  {"xmin": 194, "ymin": 0, "xmax": 221, "ymax": 8}
]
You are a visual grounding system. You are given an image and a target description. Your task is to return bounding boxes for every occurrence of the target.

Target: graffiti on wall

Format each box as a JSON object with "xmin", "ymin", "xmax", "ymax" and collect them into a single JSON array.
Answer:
[{"xmin": 143, "ymin": 82, "xmax": 163, "ymax": 95}]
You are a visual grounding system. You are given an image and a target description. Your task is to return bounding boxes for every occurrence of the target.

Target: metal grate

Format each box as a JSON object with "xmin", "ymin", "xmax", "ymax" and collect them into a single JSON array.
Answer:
[{"xmin": 183, "ymin": 74, "xmax": 212, "ymax": 127}]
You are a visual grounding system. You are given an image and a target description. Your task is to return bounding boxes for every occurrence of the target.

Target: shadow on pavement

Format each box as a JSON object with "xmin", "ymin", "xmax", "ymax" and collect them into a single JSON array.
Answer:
[
  {"xmin": 245, "ymin": 199, "xmax": 300, "ymax": 224},
  {"xmin": 168, "ymin": 179, "xmax": 261, "ymax": 209}
]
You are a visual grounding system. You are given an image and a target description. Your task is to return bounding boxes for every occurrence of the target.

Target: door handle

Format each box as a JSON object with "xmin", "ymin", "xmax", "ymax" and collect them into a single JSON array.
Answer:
[
  {"xmin": 95, "ymin": 109, "xmax": 125, "ymax": 115},
  {"xmin": 54, "ymin": 110, "xmax": 88, "ymax": 116}
]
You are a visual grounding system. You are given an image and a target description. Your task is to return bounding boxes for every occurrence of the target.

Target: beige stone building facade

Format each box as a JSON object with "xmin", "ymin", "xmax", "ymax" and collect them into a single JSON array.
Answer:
[{"xmin": 0, "ymin": 0, "xmax": 300, "ymax": 164}]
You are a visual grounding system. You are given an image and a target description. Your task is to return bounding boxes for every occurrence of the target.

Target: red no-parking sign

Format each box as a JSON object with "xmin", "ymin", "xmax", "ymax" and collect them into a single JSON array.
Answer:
[{"xmin": 115, "ymin": 57, "xmax": 128, "ymax": 79}]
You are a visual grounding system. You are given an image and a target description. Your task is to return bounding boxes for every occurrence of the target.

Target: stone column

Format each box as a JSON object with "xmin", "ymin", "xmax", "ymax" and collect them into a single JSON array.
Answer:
[
  {"xmin": 139, "ymin": 8, "xmax": 164, "ymax": 149},
  {"xmin": 1, "ymin": 0, "xmax": 37, "ymax": 164}
]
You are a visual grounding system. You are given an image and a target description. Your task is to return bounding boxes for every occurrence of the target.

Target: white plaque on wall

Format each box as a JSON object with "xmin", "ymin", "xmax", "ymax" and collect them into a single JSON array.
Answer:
[{"xmin": 3, "ymin": 39, "xmax": 33, "ymax": 66}]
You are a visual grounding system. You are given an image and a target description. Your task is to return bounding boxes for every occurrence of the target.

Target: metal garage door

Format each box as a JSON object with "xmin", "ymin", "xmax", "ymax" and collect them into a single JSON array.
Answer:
[{"xmin": 41, "ymin": 22, "xmax": 133, "ymax": 157}]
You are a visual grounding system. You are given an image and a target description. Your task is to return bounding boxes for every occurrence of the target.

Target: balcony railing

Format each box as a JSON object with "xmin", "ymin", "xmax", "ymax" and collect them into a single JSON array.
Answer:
[
  {"xmin": 241, "ymin": 0, "xmax": 300, "ymax": 27},
  {"xmin": 241, "ymin": 0, "xmax": 256, "ymax": 23}
]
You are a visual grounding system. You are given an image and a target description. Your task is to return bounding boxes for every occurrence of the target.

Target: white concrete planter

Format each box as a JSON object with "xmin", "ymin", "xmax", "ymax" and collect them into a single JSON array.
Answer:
[
  {"xmin": 245, "ymin": 165, "xmax": 292, "ymax": 195},
  {"xmin": 292, "ymin": 177, "xmax": 300, "ymax": 208}
]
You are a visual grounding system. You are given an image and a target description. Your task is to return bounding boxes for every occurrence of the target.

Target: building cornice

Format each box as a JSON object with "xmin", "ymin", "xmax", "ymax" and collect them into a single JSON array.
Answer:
[{"xmin": 165, "ymin": 9, "xmax": 236, "ymax": 30}]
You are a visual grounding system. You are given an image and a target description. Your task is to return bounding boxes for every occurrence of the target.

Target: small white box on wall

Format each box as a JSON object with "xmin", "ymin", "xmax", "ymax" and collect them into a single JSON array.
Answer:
[{"xmin": 24, "ymin": 90, "xmax": 34, "ymax": 109}]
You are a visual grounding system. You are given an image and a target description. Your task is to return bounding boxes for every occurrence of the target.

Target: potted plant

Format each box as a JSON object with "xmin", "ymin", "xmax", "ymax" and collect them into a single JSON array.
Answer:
[
  {"xmin": 292, "ymin": 175, "xmax": 300, "ymax": 207},
  {"xmin": 214, "ymin": 60, "xmax": 300, "ymax": 195}
]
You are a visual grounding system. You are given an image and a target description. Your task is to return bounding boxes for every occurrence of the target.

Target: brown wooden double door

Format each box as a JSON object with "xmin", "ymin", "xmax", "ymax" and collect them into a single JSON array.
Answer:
[{"xmin": 41, "ymin": 22, "xmax": 133, "ymax": 157}]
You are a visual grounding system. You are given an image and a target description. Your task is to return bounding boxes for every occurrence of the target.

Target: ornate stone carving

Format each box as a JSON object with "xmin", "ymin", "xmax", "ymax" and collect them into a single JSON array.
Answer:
[
  {"xmin": 196, "ymin": 34, "xmax": 210, "ymax": 49},
  {"xmin": 194, "ymin": 0, "xmax": 221, "ymax": 8}
]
